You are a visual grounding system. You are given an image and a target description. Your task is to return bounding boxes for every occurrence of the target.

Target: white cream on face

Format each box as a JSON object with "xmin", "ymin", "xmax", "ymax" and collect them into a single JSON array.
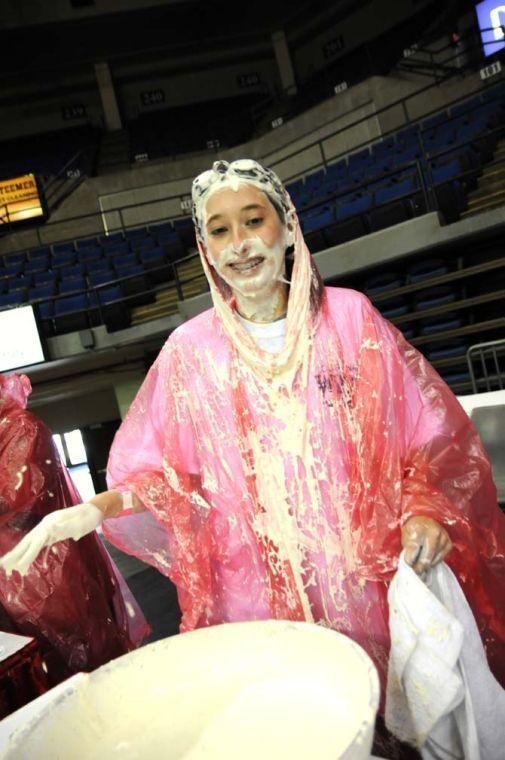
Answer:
[
  {"xmin": 202, "ymin": 185, "xmax": 289, "ymax": 321},
  {"xmin": 207, "ymin": 235, "xmax": 287, "ymax": 300}
]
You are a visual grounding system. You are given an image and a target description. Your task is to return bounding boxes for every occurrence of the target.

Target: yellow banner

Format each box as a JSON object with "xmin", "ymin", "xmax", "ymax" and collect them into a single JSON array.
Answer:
[{"xmin": 0, "ymin": 174, "xmax": 44, "ymax": 224}]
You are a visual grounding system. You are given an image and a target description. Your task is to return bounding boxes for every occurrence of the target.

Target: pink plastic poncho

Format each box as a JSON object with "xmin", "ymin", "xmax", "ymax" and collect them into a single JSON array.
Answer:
[
  {"xmin": 0, "ymin": 374, "xmax": 149, "ymax": 683},
  {"xmin": 105, "ymin": 187, "xmax": 505, "ymax": 695}
]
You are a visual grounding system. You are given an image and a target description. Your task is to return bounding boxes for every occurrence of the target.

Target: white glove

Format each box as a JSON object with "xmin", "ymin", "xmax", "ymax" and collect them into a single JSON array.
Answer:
[{"xmin": 0, "ymin": 503, "xmax": 104, "ymax": 577}]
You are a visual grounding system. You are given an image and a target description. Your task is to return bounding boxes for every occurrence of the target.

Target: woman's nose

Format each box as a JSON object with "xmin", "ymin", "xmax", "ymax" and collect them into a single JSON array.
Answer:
[{"xmin": 231, "ymin": 227, "xmax": 249, "ymax": 252}]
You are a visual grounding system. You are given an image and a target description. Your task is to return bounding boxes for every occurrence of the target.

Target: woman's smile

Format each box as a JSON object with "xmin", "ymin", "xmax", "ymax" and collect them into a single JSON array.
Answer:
[{"xmin": 228, "ymin": 256, "xmax": 265, "ymax": 275}]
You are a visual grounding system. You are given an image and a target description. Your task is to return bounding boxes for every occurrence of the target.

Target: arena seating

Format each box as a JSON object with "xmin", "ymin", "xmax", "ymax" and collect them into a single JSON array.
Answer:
[
  {"xmin": 337, "ymin": 237, "xmax": 505, "ymax": 395},
  {"xmin": 289, "ymin": 82, "xmax": 504, "ymax": 250},
  {"xmin": 0, "ymin": 82, "xmax": 503, "ymax": 397},
  {"xmin": 0, "ymin": 221, "xmax": 197, "ymax": 336}
]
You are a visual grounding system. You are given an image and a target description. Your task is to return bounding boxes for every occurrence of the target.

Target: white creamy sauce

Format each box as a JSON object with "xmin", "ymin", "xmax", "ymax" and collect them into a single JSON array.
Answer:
[{"xmin": 6, "ymin": 621, "xmax": 379, "ymax": 760}]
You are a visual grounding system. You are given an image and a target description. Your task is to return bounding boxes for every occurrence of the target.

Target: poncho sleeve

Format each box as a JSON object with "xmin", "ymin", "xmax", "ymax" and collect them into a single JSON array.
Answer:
[
  {"xmin": 104, "ymin": 335, "xmax": 218, "ymax": 631},
  {"xmin": 366, "ymin": 302, "xmax": 505, "ymax": 682}
]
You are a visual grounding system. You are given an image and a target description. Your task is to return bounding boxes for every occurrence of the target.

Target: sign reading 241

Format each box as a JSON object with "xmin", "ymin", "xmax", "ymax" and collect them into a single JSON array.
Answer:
[{"xmin": 476, "ymin": 1, "xmax": 505, "ymax": 57}]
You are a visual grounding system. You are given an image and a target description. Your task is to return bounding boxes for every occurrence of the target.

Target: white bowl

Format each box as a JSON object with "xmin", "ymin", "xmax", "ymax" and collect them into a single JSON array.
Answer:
[{"xmin": 5, "ymin": 620, "xmax": 379, "ymax": 759}]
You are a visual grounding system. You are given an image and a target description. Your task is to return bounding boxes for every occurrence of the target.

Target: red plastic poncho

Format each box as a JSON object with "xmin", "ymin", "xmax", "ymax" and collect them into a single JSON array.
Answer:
[
  {"xmin": 0, "ymin": 374, "xmax": 149, "ymax": 682},
  {"xmin": 105, "ymin": 193, "xmax": 505, "ymax": 696}
]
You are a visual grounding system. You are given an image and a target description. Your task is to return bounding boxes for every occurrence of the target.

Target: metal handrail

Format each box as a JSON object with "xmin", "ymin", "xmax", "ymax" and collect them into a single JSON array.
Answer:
[{"xmin": 467, "ymin": 339, "xmax": 505, "ymax": 393}]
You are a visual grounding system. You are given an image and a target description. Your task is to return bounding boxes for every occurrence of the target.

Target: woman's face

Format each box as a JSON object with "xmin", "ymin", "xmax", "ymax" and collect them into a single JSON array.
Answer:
[{"xmin": 204, "ymin": 184, "xmax": 287, "ymax": 298}]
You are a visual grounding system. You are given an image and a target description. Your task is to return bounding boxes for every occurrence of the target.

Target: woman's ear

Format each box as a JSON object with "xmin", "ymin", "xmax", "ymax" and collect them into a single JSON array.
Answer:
[{"xmin": 285, "ymin": 221, "xmax": 295, "ymax": 248}]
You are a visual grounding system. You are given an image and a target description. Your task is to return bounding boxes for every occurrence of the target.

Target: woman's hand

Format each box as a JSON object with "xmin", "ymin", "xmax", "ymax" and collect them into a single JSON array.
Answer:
[
  {"xmin": 401, "ymin": 515, "xmax": 452, "ymax": 575},
  {"xmin": 0, "ymin": 503, "xmax": 104, "ymax": 577}
]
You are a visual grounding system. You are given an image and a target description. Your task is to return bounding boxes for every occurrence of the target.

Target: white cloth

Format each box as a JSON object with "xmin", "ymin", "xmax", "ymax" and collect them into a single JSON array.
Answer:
[
  {"xmin": 237, "ymin": 314, "xmax": 286, "ymax": 354},
  {"xmin": 386, "ymin": 554, "xmax": 505, "ymax": 760}
]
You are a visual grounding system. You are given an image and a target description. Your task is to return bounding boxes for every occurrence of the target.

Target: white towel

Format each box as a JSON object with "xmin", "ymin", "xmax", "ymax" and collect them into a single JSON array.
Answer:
[{"xmin": 386, "ymin": 554, "xmax": 505, "ymax": 760}]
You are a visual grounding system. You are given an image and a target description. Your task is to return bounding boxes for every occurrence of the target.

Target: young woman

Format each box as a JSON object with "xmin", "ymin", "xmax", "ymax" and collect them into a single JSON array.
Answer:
[{"xmin": 2, "ymin": 160, "xmax": 503, "ymax": 708}]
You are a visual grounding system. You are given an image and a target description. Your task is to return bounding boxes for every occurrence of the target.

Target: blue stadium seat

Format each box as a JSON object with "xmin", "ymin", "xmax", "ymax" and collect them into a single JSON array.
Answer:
[
  {"xmin": 54, "ymin": 294, "xmax": 89, "ymax": 334},
  {"xmin": 431, "ymin": 161, "xmax": 461, "ymax": 185},
  {"xmin": 78, "ymin": 247, "xmax": 102, "ymax": 263},
  {"xmin": 380, "ymin": 298, "xmax": 409, "ymax": 318},
  {"xmin": 348, "ymin": 148, "xmax": 370, "ymax": 170},
  {"xmin": 304, "ymin": 169, "xmax": 325, "ymax": 190},
  {"xmin": 375, "ymin": 177, "xmax": 417, "ymax": 205},
  {"xmin": 53, "ymin": 241, "xmax": 75, "ymax": 255},
  {"xmin": 364, "ymin": 272, "xmax": 404, "ymax": 295},
  {"xmin": 90, "ymin": 285, "xmax": 130, "ymax": 331},
  {"xmin": 52, "ymin": 252, "xmax": 76, "ymax": 268},
  {"xmin": 99, "ymin": 233, "xmax": 123, "ymax": 246},
  {"xmin": 450, "ymin": 96, "xmax": 482, "ymax": 118},
  {"xmin": 124, "ymin": 227, "xmax": 147, "ymax": 240},
  {"xmin": 4, "ymin": 261, "xmax": 24, "ymax": 276},
  {"xmin": 0, "ymin": 291, "xmax": 27, "ymax": 308},
  {"xmin": 162, "ymin": 238, "xmax": 186, "ymax": 261},
  {"xmin": 36, "ymin": 299, "xmax": 54, "ymax": 321},
  {"xmin": 114, "ymin": 253, "xmax": 138, "ymax": 270},
  {"xmin": 326, "ymin": 160, "xmax": 348, "ymax": 176},
  {"xmin": 59, "ymin": 277, "xmax": 86, "ymax": 295},
  {"xmin": 115, "ymin": 264, "xmax": 151, "ymax": 306},
  {"xmin": 96, "ymin": 285, "xmax": 122, "ymax": 304},
  {"xmin": 34, "ymin": 270, "xmax": 57, "ymax": 287},
  {"xmin": 396, "ymin": 126, "xmax": 419, "ymax": 146},
  {"xmin": 86, "ymin": 259, "xmax": 113, "ymax": 274},
  {"xmin": 140, "ymin": 247, "xmax": 165, "ymax": 265},
  {"xmin": 89, "ymin": 270, "xmax": 115, "ymax": 288},
  {"xmin": 131, "ymin": 237, "xmax": 156, "ymax": 252},
  {"xmin": 414, "ymin": 285, "xmax": 457, "ymax": 311},
  {"xmin": 173, "ymin": 217, "xmax": 193, "ymax": 230},
  {"xmin": 408, "ymin": 259, "xmax": 450, "ymax": 282},
  {"xmin": 371, "ymin": 137, "xmax": 395, "ymax": 158},
  {"xmin": 29, "ymin": 284, "xmax": 57, "ymax": 301},
  {"xmin": 401, "ymin": 327, "xmax": 416, "ymax": 340},
  {"xmin": 29, "ymin": 246, "xmax": 50, "ymax": 259},
  {"xmin": 285, "ymin": 178, "xmax": 304, "ymax": 197},
  {"xmin": 4, "ymin": 252, "xmax": 26, "ymax": 265},
  {"xmin": 76, "ymin": 237, "xmax": 98, "ymax": 249},
  {"xmin": 336, "ymin": 194, "xmax": 372, "ymax": 221},
  {"xmin": 422, "ymin": 112, "xmax": 447, "ymax": 131},
  {"xmin": 303, "ymin": 210, "xmax": 333, "ymax": 234},
  {"xmin": 60, "ymin": 264, "xmax": 84, "ymax": 279},
  {"xmin": 419, "ymin": 313, "xmax": 463, "ymax": 335},
  {"xmin": 116, "ymin": 263, "xmax": 145, "ymax": 277},
  {"xmin": 104, "ymin": 242, "xmax": 130, "ymax": 257},
  {"xmin": 25, "ymin": 258, "xmax": 50, "ymax": 275},
  {"xmin": 149, "ymin": 221, "xmax": 174, "ymax": 234},
  {"xmin": 8, "ymin": 276, "xmax": 31, "ymax": 292},
  {"xmin": 425, "ymin": 339, "xmax": 468, "ymax": 361}
]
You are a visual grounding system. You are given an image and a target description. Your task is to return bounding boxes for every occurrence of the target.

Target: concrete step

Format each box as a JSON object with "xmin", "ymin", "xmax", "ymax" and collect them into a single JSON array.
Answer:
[
  {"xmin": 461, "ymin": 196, "xmax": 505, "ymax": 217},
  {"xmin": 484, "ymin": 157, "xmax": 505, "ymax": 172},
  {"xmin": 178, "ymin": 261, "xmax": 204, "ymax": 276},
  {"xmin": 480, "ymin": 165, "xmax": 505, "ymax": 182},
  {"xmin": 131, "ymin": 307, "xmax": 178, "ymax": 325},
  {"xmin": 130, "ymin": 277, "xmax": 208, "ymax": 324},
  {"xmin": 468, "ymin": 179, "xmax": 505, "ymax": 198},
  {"xmin": 468, "ymin": 187, "xmax": 505, "ymax": 207}
]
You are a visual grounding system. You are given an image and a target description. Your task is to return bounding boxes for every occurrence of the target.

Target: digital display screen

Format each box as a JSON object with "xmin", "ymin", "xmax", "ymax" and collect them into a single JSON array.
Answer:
[
  {"xmin": 0, "ymin": 305, "xmax": 45, "ymax": 371},
  {"xmin": 0, "ymin": 174, "xmax": 46, "ymax": 225},
  {"xmin": 476, "ymin": 1, "xmax": 505, "ymax": 57}
]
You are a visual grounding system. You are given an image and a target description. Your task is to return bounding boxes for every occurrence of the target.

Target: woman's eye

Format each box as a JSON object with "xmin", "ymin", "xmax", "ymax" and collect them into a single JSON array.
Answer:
[
  {"xmin": 246, "ymin": 217, "xmax": 263, "ymax": 226},
  {"xmin": 210, "ymin": 226, "xmax": 227, "ymax": 236}
]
